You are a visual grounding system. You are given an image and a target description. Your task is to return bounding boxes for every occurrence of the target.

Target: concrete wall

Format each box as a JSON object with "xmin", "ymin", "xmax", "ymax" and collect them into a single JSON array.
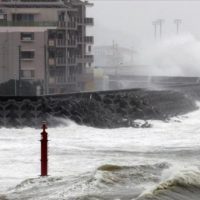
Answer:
[
  {"xmin": 6, "ymin": 7, "xmax": 63, "ymax": 22},
  {"xmin": 0, "ymin": 29, "xmax": 47, "ymax": 83},
  {"xmin": 0, "ymin": 88, "xmax": 197, "ymax": 128},
  {"xmin": 0, "ymin": 31, "xmax": 19, "ymax": 83}
]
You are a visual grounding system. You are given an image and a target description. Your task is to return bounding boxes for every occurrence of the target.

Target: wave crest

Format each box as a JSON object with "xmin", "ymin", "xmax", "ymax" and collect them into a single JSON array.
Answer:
[{"xmin": 138, "ymin": 167, "xmax": 200, "ymax": 200}]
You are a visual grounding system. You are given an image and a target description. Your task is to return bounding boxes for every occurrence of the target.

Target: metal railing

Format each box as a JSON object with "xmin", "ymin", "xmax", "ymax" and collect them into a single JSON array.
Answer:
[
  {"xmin": 67, "ymin": 22, "xmax": 76, "ymax": 29},
  {"xmin": 57, "ymin": 21, "xmax": 77, "ymax": 29},
  {"xmin": 0, "ymin": 21, "xmax": 57, "ymax": 27},
  {"xmin": 84, "ymin": 18, "xmax": 94, "ymax": 25},
  {"xmin": 84, "ymin": 36, "xmax": 94, "ymax": 43},
  {"xmin": 76, "ymin": 55, "xmax": 94, "ymax": 63},
  {"xmin": 0, "ymin": 19, "xmax": 93, "ymax": 27},
  {"xmin": 56, "ymin": 57, "xmax": 66, "ymax": 65},
  {"xmin": 67, "ymin": 58, "xmax": 76, "ymax": 65},
  {"xmin": 67, "ymin": 40, "xmax": 76, "ymax": 46},
  {"xmin": 77, "ymin": 36, "xmax": 93, "ymax": 44},
  {"xmin": 56, "ymin": 39, "xmax": 66, "ymax": 47},
  {"xmin": 76, "ymin": 17, "xmax": 94, "ymax": 26}
]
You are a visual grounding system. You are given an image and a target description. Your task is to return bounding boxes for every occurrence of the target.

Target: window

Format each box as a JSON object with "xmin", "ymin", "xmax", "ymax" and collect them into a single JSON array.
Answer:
[
  {"xmin": 49, "ymin": 50, "xmax": 55, "ymax": 58},
  {"xmin": 88, "ymin": 45, "xmax": 91, "ymax": 52},
  {"xmin": 21, "ymin": 70, "xmax": 35, "ymax": 79},
  {"xmin": 48, "ymin": 30, "xmax": 56, "ymax": 39},
  {"xmin": 21, "ymin": 32, "xmax": 34, "ymax": 41},
  {"xmin": 21, "ymin": 51, "xmax": 35, "ymax": 59},
  {"xmin": 0, "ymin": 14, "xmax": 4, "ymax": 20}
]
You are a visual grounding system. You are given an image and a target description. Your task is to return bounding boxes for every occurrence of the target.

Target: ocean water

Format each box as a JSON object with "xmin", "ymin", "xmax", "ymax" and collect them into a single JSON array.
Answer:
[{"xmin": 1, "ymin": 104, "xmax": 200, "ymax": 199}]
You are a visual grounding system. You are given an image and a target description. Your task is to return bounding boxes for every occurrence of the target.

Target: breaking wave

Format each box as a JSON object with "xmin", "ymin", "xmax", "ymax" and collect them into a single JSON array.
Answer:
[
  {"xmin": 5, "ymin": 162, "xmax": 170, "ymax": 200},
  {"xmin": 138, "ymin": 167, "xmax": 200, "ymax": 200}
]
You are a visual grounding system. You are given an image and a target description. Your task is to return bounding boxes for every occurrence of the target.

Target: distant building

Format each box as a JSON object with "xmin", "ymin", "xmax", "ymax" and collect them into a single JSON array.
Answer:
[
  {"xmin": 0, "ymin": 0, "xmax": 94, "ymax": 95},
  {"xmin": 94, "ymin": 44, "xmax": 134, "ymax": 68},
  {"xmin": 93, "ymin": 44, "xmax": 136, "ymax": 90}
]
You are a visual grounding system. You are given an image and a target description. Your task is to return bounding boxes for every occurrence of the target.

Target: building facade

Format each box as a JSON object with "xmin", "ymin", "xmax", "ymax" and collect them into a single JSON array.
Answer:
[{"xmin": 0, "ymin": 0, "xmax": 94, "ymax": 95}]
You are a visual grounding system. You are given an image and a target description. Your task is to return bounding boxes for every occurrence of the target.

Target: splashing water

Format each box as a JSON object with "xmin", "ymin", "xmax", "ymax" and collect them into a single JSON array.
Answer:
[
  {"xmin": 136, "ymin": 33, "xmax": 200, "ymax": 77},
  {"xmin": 0, "ymin": 104, "xmax": 200, "ymax": 199}
]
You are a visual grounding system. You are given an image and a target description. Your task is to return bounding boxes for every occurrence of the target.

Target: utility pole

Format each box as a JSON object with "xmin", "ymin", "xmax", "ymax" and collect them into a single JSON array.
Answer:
[
  {"xmin": 18, "ymin": 45, "xmax": 21, "ymax": 96},
  {"xmin": 112, "ymin": 41, "xmax": 121, "ymax": 89},
  {"xmin": 174, "ymin": 19, "xmax": 182, "ymax": 34},
  {"xmin": 44, "ymin": 44, "xmax": 47, "ymax": 95},
  {"xmin": 152, "ymin": 21, "xmax": 158, "ymax": 40},
  {"xmin": 157, "ymin": 19, "xmax": 165, "ymax": 39},
  {"xmin": 153, "ymin": 19, "xmax": 164, "ymax": 40},
  {"xmin": 14, "ymin": 73, "xmax": 17, "ymax": 96}
]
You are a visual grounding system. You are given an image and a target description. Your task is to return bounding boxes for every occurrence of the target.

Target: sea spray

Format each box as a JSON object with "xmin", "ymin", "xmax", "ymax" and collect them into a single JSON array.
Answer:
[{"xmin": 136, "ymin": 33, "xmax": 200, "ymax": 77}]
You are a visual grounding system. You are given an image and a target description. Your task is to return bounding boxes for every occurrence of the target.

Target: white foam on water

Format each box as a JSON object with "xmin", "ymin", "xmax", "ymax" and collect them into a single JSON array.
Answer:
[{"xmin": 1, "ymin": 105, "xmax": 200, "ymax": 199}]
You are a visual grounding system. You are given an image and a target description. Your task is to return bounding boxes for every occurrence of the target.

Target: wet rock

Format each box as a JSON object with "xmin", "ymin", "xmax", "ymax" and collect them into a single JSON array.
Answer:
[{"xmin": 0, "ymin": 88, "xmax": 197, "ymax": 128}]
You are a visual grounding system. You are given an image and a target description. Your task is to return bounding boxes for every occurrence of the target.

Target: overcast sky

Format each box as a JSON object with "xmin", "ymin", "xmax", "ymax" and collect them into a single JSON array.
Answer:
[{"xmin": 87, "ymin": 0, "xmax": 200, "ymax": 48}]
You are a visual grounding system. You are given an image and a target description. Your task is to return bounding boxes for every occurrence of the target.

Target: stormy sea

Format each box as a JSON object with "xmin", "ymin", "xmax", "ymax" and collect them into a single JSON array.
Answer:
[{"xmin": 1, "ymin": 92, "xmax": 200, "ymax": 199}]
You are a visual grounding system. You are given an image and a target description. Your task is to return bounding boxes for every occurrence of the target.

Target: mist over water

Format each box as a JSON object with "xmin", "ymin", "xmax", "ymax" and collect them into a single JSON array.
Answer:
[{"xmin": 135, "ymin": 33, "xmax": 200, "ymax": 77}]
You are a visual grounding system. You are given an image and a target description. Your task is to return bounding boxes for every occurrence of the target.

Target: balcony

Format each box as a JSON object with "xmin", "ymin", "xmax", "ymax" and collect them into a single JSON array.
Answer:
[
  {"xmin": 76, "ymin": 18, "xmax": 83, "ymax": 24},
  {"xmin": 57, "ymin": 21, "xmax": 77, "ymax": 30},
  {"xmin": 84, "ymin": 36, "xmax": 94, "ymax": 44},
  {"xmin": 77, "ymin": 55, "xmax": 94, "ymax": 63},
  {"xmin": 77, "ymin": 37, "xmax": 93, "ymax": 44},
  {"xmin": 77, "ymin": 37, "xmax": 83, "ymax": 44},
  {"xmin": 0, "ymin": 21, "xmax": 57, "ymax": 27},
  {"xmin": 49, "ymin": 76, "xmax": 66, "ymax": 85},
  {"xmin": 76, "ymin": 18, "xmax": 94, "ymax": 26},
  {"xmin": 57, "ymin": 21, "xmax": 66, "ymax": 28},
  {"xmin": 67, "ymin": 22, "xmax": 77, "ymax": 30},
  {"xmin": 56, "ymin": 57, "xmax": 66, "ymax": 66},
  {"xmin": 85, "ymin": 55, "xmax": 94, "ymax": 63},
  {"xmin": 67, "ymin": 58, "xmax": 76, "ymax": 65},
  {"xmin": 56, "ymin": 39, "xmax": 66, "ymax": 47},
  {"xmin": 1, "ymin": 0, "xmax": 64, "ymax": 6},
  {"xmin": 67, "ymin": 40, "xmax": 76, "ymax": 48},
  {"xmin": 84, "ymin": 18, "xmax": 94, "ymax": 26}
]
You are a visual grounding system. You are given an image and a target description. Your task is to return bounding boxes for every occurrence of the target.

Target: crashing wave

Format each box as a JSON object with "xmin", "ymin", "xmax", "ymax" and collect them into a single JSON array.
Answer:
[{"xmin": 138, "ymin": 167, "xmax": 200, "ymax": 200}]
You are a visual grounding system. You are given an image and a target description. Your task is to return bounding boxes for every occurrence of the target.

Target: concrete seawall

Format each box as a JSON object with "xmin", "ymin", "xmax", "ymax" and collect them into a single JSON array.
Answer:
[{"xmin": 0, "ymin": 88, "xmax": 197, "ymax": 128}]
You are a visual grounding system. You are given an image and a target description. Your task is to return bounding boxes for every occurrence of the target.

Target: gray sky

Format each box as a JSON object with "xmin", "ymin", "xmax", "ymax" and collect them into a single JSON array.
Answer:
[
  {"xmin": 87, "ymin": 0, "xmax": 200, "ymax": 47},
  {"xmin": 87, "ymin": 0, "xmax": 200, "ymax": 76}
]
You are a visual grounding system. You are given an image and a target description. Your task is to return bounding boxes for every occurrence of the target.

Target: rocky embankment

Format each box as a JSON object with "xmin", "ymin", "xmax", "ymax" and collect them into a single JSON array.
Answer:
[{"xmin": 0, "ymin": 88, "xmax": 197, "ymax": 128}]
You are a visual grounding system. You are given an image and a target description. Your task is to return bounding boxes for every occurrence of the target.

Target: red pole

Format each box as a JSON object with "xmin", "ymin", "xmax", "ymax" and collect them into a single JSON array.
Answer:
[{"xmin": 41, "ymin": 121, "xmax": 48, "ymax": 176}]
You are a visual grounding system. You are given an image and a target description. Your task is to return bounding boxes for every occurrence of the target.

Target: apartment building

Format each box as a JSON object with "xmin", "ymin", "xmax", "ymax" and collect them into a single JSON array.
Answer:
[{"xmin": 0, "ymin": 0, "xmax": 94, "ymax": 95}]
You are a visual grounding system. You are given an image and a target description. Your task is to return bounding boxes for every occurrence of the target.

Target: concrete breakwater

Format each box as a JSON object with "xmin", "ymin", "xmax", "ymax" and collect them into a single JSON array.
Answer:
[{"xmin": 0, "ymin": 88, "xmax": 197, "ymax": 128}]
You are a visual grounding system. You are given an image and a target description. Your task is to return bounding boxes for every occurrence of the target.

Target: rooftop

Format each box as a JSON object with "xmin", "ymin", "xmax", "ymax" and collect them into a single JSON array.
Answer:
[{"xmin": 0, "ymin": 0, "xmax": 68, "ymax": 8}]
